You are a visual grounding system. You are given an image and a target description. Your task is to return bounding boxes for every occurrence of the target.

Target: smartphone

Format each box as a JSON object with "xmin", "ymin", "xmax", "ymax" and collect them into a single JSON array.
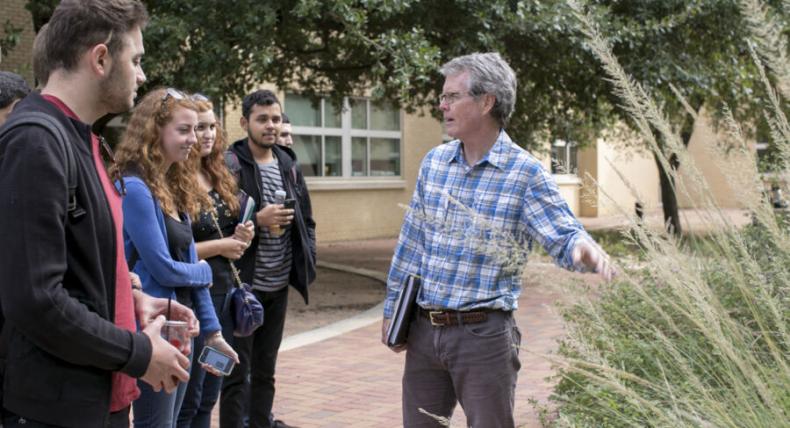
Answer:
[
  {"xmin": 198, "ymin": 345, "xmax": 235, "ymax": 376},
  {"xmin": 283, "ymin": 198, "xmax": 296, "ymax": 210}
]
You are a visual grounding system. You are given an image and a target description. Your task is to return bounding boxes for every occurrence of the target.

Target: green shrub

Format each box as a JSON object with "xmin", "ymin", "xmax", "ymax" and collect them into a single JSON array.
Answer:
[
  {"xmin": 552, "ymin": 221, "xmax": 789, "ymax": 427},
  {"xmin": 550, "ymin": 1, "xmax": 790, "ymax": 425}
]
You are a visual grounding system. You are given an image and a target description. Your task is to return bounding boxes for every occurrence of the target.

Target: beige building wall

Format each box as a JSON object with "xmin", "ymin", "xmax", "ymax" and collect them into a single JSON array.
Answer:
[
  {"xmin": 554, "ymin": 176, "xmax": 581, "ymax": 214},
  {"xmin": 0, "ymin": 0, "xmax": 36, "ymax": 85},
  {"xmin": 225, "ymin": 92, "xmax": 441, "ymax": 243},
  {"xmin": 577, "ymin": 144, "xmax": 599, "ymax": 217},
  {"xmin": 596, "ymin": 138, "xmax": 661, "ymax": 216},
  {"xmin": 578, "ymin": 138, "xmax": 661, "ymax": 218},
  {"xmin": 677, "ymin": 110, "xmax": 750, "ymax": 209}
]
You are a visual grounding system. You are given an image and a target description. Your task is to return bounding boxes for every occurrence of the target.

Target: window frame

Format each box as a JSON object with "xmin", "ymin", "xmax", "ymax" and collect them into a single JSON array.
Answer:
[
  {"xmin": 286, "ymin": 94, "xmax": 404, "ymax": 187},
  {"xmin": 551, "ymin": 139, "xmax": 579, "ymax": 177}
]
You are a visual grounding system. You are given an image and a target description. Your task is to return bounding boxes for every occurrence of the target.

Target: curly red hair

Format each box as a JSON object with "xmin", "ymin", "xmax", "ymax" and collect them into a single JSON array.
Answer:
[{"xmin": 112, "ymin": 88, "xmax": 203, "ymax": 218}]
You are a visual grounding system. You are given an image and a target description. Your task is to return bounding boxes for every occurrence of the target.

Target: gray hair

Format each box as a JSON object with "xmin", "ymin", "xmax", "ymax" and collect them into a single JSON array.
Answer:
[
  {"xmin": 440, "ymin": 52, "xmax": 517, "ymax": 127},
  {"xmin": 0, "ymin": 72, "xmax": 31, "ymax": 109}
]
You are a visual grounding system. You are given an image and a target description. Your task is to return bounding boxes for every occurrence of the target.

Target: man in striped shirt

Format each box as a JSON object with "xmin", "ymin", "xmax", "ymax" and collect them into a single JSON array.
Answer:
[
  {"xmin": 381, "ymin": 52, "xmax": 614, "ymax": 427},
  {"xmin": 224, "ymin": 90, "xmax": 316, "ymax": 428}
]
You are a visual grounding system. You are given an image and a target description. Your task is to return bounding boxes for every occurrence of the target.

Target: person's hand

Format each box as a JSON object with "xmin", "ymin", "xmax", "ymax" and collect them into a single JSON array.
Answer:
[
  {"xmin": 202, "ymin": 332, "xmax": 240, "ymax": 376},
  {"xmin": 381, "ymin": 318, "xmax": 406, "ymax": 353},
  {"xmin": 572, "ymin": 239, "xmax": 616, "ymax": 281},
  {"xmin": 134, "ymin": 292, "xmax": 199, "ymax": 337},
  {"xmin": 232, "ymin": 221, "xmax": 254, "ymax": 244},
  {"xmin": 255, "ymin": 204, "xmax": 294, "ymax": 229},
  {"xmin": 130, "ymin": 272, "xmax": 142, "ymax": 289},
  {"xmin": 140, "ymin": 316, "xmax": 190, "ymax": 393},
  {"xmin": 219, "ymin": 237, "xmax": 247, "ymax": 260}
]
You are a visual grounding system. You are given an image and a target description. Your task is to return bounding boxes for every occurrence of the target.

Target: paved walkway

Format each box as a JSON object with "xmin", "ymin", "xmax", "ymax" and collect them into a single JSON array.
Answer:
[
  {"xmin": 210, "ymin": 238, "xmax": 576, "ymax": 427},
  {"xmin": 205, "ymin": 209, "xmax": 747, "ymax": 426},
  {"xmin": 580, "ymin": 208, "xmax": 750, "ymax": 232}
]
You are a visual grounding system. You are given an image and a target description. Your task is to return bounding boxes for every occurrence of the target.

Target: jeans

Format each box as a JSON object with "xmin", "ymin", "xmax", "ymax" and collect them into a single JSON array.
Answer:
[
  {"xmin": 220, "ymin": 287, "xmax": 288, "ymax": 428},
  {"xmin": 402, "ymin": 310, "xmax": 521, "ymax": 428},
  {"xmin": 177, "ymin": 293, "xmax": 234, "ymax": 428},
  {"xmin": 133, "ymin": 340, "xmax": 193, "ymax": 428}
]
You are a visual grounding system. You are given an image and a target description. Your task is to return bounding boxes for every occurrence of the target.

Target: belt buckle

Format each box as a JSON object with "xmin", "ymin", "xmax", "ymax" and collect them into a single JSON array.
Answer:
[{"xmin": 429, "ymin": 311, "xmax": 446, "ymax": 326}]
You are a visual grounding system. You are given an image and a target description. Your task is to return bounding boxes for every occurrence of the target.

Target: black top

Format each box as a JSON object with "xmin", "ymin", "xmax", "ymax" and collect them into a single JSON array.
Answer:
[
  {"xmin": 228, "ymin": 140, "xmax": 317, "ymax": 305},
  {"xmin": 0, "ymin": 92, "xmax": 152, "ymax": 427},
  {"xmin": 192, "ymin": 190, "xmax": 237, "ymax": 295},
  {"xmin": 165, "ymin": 212, "xmax": 194, "ymax": 306}
]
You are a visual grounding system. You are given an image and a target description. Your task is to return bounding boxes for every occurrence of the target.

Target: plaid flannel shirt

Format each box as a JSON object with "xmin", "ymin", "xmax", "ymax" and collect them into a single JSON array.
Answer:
[{"xmin": 384, "ymin": 130, "xmax": 592, "ymax": 318}]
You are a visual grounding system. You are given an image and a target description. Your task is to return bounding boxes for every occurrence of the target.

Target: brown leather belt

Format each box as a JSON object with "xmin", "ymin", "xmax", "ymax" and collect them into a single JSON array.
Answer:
[{"xmin": 418, "ymin": 307, "xmax": 489, "ymax": 326}]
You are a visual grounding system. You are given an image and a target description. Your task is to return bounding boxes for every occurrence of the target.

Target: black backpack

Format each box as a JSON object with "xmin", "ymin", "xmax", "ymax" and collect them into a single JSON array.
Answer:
[
  {"xmin": 0, "ymin": 111, "xmax": 84, "ymax": 220},
  {"xmin": 0, "ymin": 111, "xmax": 84, "ymax": 353}
]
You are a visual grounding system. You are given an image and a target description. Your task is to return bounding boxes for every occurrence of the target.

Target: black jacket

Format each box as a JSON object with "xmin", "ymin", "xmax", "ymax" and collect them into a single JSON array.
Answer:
[
  {"xmin": 0, "ymin": 93, "xmax": 151, "ymax": 427},
  {"xmin": 227, "ymin": 140, "xmax": 316, "ymax": 303}
]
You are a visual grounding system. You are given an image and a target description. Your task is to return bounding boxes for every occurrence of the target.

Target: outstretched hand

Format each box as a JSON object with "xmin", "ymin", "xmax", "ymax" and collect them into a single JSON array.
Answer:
[{"xmin": 571, "ymin": 239, "xmax": 616, "ymax": 281}]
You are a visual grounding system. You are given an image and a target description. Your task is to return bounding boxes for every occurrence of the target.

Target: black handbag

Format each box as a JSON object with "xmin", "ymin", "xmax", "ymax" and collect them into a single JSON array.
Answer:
[{"xmin": 210, "ymin": 211, "xmax": 264, "ymax": 337}]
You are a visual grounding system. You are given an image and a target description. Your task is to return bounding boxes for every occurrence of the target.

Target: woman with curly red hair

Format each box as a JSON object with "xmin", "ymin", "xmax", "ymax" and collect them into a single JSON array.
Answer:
[{"xmin": 112, "ymin": 88, "xmax": 238, "ymax": 427}]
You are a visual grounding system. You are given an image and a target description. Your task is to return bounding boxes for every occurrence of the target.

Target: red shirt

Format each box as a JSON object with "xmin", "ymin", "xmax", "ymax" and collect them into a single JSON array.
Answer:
[{"xmin": 42, "ymin": 95, "xmax": 140, "ymax": 411}]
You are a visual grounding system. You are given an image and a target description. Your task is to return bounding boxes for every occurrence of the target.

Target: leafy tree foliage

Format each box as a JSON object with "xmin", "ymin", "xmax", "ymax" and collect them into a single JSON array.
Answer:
[
  {"xmin": 0, "ymin": 20, "xmax": 24, "ymax": 64},
  {"xmin": 25, "ymin": 0, "xmax": 776, "ymax": 233}
]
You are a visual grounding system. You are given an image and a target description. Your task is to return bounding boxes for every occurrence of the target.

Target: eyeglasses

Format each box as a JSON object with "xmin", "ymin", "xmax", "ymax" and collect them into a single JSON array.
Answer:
[
  {"xmin": 191, "ymin": 93, "xmax": 210, "ymax": 102},
  {"xmin": 438, "ymin": 91, "xmax": 472, "ymax": 106},
  {"xmin": 162, "ymin": 87, "xmax": 187, "ymax": 103},
  {"xmin": 161, "ymin": 88, "xmax": 210, "ymax": 104},
  {"xmin": 159, "ymin": 88, "xmax": 211, "ymax": 118}
]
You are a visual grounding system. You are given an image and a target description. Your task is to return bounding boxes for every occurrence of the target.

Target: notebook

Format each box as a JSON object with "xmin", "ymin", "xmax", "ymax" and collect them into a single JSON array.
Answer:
[
  {"xmin": 386, "ymin": 275, "xmax": 421, "ymax": 347},
  {"xmin": 239, "ymin": 194, "xmax": 256, "ymax": 224}
]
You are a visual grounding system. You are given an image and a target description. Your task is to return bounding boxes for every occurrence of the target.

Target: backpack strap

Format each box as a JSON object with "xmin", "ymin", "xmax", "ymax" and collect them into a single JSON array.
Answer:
[{"xmin": 0, "ymin": 112, "xmax": 84, "ymax": 220}]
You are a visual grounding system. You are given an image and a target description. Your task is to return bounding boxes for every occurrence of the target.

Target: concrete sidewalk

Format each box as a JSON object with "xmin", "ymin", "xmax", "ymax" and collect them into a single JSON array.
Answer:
[{"xmin": 207, "ymin": 239, "xmax": 573, "ymax": 427}]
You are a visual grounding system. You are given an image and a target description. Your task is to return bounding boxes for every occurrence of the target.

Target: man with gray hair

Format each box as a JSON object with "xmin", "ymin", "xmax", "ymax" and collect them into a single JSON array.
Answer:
[
  {"xmin": 381, "ymin": 52, "xmax": 614, "ymax": 427},
  {"xmin": 0, "ymin": 72, "xmax": 30, "ymax": 126}
]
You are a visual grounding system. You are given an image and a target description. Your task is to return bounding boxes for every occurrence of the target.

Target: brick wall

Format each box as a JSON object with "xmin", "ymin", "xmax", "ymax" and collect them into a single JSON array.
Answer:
[{"xmin": 0, "ymin": 0, "xmax": 36, "ymax": 85}]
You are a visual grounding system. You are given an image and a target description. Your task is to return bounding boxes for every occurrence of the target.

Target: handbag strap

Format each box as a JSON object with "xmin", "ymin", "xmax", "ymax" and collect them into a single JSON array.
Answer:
[{"xmin": 208, "ymin": 210, "xmax": 244, "ymax": 289}]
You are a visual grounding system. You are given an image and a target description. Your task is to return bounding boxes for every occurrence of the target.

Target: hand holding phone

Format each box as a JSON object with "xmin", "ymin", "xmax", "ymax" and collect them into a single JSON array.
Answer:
[{"xmin": 198, "ymin": 345, "xmax": 235, "ymax": 376}]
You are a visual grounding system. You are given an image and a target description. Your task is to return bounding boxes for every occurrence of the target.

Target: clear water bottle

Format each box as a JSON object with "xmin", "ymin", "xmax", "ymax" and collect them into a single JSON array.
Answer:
[{"xmin": 269, "ymin": 190, "xmax": 287, "ymax": 237}]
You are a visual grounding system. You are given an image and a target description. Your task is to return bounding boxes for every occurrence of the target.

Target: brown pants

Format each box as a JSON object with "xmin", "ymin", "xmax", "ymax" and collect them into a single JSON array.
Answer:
[{"xmin": 402, "ymin": 310, "xmax": 522, "ymax": 428}]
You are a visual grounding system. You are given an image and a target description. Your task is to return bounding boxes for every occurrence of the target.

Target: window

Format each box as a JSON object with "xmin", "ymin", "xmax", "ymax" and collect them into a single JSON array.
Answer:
[
  {"xmin": 551, "ymin": 139, "xmax": 578, "ymax": 175},
  {"xmin": 285, "ymin": 93, "xmax": 401, "ymax": 178}
]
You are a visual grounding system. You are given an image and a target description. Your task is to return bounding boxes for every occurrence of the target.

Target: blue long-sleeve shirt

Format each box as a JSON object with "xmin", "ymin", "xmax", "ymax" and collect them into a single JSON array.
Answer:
[
  {"xmin": 384, "ymin": 130, "xmax": 593, "ymax": 318},
  {"xmin": 119, "ymin": 176, "xmax": 220, "ymax": 334}
]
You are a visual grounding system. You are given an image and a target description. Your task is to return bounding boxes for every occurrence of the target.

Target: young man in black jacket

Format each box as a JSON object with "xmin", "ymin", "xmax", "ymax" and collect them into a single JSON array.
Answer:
[
  {"xmin": 0, "ymin": 1, "xmax": 195, "ymax": 427},
  {"xmin": 221, "ymin": 90, "xmax": 316, "ymax": 428}
]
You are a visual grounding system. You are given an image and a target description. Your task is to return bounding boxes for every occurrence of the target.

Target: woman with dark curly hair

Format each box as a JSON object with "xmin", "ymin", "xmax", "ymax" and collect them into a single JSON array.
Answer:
[
  {"xmin": 177, "ymin": 96, "xmax": 253, "ymax": 427},
  {"xmin": 112, "ymin": 88, "xmax": 238, "ymax": 427}
]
